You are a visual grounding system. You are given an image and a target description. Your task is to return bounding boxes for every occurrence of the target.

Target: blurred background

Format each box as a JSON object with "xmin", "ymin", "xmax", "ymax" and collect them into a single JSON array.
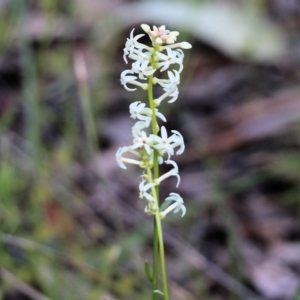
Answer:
[{"xmin": 1, "ymin": 0, "xmax": 300, "ymax": 299}]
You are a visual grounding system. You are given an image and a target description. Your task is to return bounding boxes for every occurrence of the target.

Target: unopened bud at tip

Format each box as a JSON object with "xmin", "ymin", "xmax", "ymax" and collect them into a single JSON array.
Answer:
[
  {"xmin": 180, "ymin": 42, "xmax": 192, "ymax": 49},
  {"xmin": 141, "ymin": 24, "xmax": 150, "ymax": 33}
]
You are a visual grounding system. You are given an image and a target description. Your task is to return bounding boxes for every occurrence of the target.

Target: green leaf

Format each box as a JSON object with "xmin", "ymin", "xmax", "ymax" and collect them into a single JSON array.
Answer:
[{"xmin": 144, "ymin": 259, "xmax": 153, "ymax": 283}]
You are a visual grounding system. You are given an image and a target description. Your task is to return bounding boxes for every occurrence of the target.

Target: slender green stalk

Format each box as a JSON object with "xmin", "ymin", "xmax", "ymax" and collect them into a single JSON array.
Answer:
[
  {"xmin": 147, "ymin": 55, "xmax": 169, "ymax": 299},
  {"xmin": 155, "ymin": 212, "xmax": 169, "ymax": 300},
  {"xmin": 146, "ymin": 168, "xmax": 169, "ymax": 300},
  {"xmin": 147, "ymin": 60, "xmax": 160, "ymax": 300},
  {"xmin": 152, "ymin": 221, "xmax": 159, "ymax": 300},
  {"xmin": 148, "ymin": 73, "xmax": 159, "ymax": 300}
]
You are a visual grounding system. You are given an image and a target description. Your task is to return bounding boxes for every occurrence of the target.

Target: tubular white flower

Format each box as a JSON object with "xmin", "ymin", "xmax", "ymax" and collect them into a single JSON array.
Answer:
[
  {"xmin": 128, "ymin": 50, "xmax": 151, "ymax": 63},
  {"xmin": 154, "ymin": 85, "xmax": 179, "ymax": 106},
  {"xmin": 151, "ymin": 126, "xmax": 174, "ymax": 159},
  {"xmin": 151, "ymin": 126, "xmax": 185, "ymax": 159},
  {"xmin": 160, "ymin": 193, "xmax": 186, "ymax": 218},
  {"xmin": 170, "ymin": 130, "xmax": 185, "ymax": 154},
  {"xmin": 154, "ymin": 160, "xmax": 180, "ymax": 187},
  {"xmin": 154, "ymin": 108, "xmax": 167, "ymax": 122},
  {"xmin": 132, "ymin": 120, "xmax": 151, "ymax": 133},
  {"xmin": 156, "ymin": 48, "xmax": 184, "ymax": 73},
  {"xmin": 155, "ymin": 70, "xmax": 180, "ymax": 89},
  {"xmin": 116, "ymin": 147, "xmax": 128, "ymax": 169},
  {"xmin": 132, "ymin": 59, "xmax": 156, "ymax": 80},
  {"xmin": 131, "ymin": 130, "xmax": 153, "ymax": 155},
  {"xmin": 130, "ymin": 102, "xmax": 166, "ymax": 127},
  {"xmin": 116, "ymin": 146, "xmax": 142, "ymax": 169},
  {"xmin": 139, "ymin": 180, "xmax": 155, "ymax": 202},
  {"xmin": 129, "ymin": 101, "xmax": 152, "ymax": 122},
  {"xmin": 120, "ymin": 70, "xmax": 148, "ymax": 91},
  {"xmin": 123, "ymin": 29, "xmax": 146, "ymax": 63},
  {"xmin": 165, "ymin": 86, "xmax": 179, "ymax": 103}
]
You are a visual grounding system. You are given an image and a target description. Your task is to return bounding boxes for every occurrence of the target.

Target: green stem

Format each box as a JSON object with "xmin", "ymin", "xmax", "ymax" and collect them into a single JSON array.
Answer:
[
  {"xmin": 146, "ymin": 168, "xmax": 169, "ymax": 300},
  {"xmin": 152, "ymin": 219, "xmax": 159, "ymax": 300},
  {"xmin": 155, "ymin": 211, "xmax": 169, "ymax": 300},
  {"xmin": 148, "ymin": 71, "xmax": 159, "ymax": 300},
  {"xmin": 147, "ymin": 50, "xmax": 169, "ymax": 299}
]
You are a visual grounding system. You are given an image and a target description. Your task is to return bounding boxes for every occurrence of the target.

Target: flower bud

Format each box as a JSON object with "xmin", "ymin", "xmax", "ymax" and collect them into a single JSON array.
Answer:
[
  {"xmin": 155, "ymin": 37, "xmax": 163, "ymax": 45},
  {"xmin": 141, "ymin": 24, "xmax": 150, "ymax": 33},
  {"xmin": 180, "ymin": 42, "xmax": 192, "ymax": 49}
]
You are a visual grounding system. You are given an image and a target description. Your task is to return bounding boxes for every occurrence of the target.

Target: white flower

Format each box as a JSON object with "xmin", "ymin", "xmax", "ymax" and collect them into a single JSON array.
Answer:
[
  {"xmin": 151, "ymin": 126, "xmax": 185, "ymax": 159},
  {"xmin": 128, "ymin": 50, "xmax": 151, "ymax": 63},
  {"xmin": 132, "ymin": 120, "xmax": 151, "ymax": 132},
  {"xmin": 154, "ymin": 160, "xmax": 180, "ymax": 187},
  {"xmin": 129, "ymin": 101, "xmax": 152, "ymax": 122},
  {"xmin": 155, "ymin": 70, "xmax": 180, "ymax": 89},
  {"xmin": 116, "ymin": 146, "xmax": 142, "ymax": 169},
  {"xmin": 170, "ymin": 130, "xmax": 185, "ymax": 155},
  {"xmin": 153, "ymin": 70, "xmax": 180, "ymax": 105},
  {"xmin": 166, "ymin": 87, "xmax": 179, "ymax": 103},
  {"xmin": 154, "ymin": 108, "xmax": 167, "ymax": 122},
  {"xmin": 160, "ymin": 193, "xmax": 186, "ymax": 218},
  {"xmin": 116, "ymin": 147, "xmax": 127, "ymax": 169},
  {"xmin": 123, "ymin": 29, "xmax": 146, "ymax": 63},
  {"xmin": 131, "ymin": 131, "xmax": 153, "ymax": 155},
  {"xmin": 151, "ymin": 126, "xmax": 174, "ymax": 159},
  {"xmin": 139, "ymin": 180, "xmax": 155, "ymax": 202},
  {"xmin": 129, "ymin": 102, "xmax": 166, "ymax": 129},
  {"xmin": 154, "ymin": 85, "xmax": 179, "ymax": 106},
  {"xmin": 132, "ymin": 59, "xmax": 156, "ymax": 80},
  {"xmin": 156, "ymin": 48, "xmax": 184, "ymax": 73},
  {"xmin": 120, "ymin": 70, "xmax": 148, "ymax": 91}
]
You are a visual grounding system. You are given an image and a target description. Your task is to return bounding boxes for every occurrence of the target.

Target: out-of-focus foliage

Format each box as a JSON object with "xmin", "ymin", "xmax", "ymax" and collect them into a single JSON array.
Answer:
[{"xmin": 113, "ymin": 0, "xmax": 287, "ymax": 62}]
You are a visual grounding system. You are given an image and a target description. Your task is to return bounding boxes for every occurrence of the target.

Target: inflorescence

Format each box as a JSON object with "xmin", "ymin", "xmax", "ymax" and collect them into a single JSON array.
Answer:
[{"xmin": 116, "ymin": 24, "xmax": 192, "ymax": 218}]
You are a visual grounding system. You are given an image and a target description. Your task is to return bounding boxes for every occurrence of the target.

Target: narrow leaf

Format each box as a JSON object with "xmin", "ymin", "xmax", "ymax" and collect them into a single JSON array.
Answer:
[{"xmin": 144, "ymin": 259, "xmax": 153, "ymax": 283}]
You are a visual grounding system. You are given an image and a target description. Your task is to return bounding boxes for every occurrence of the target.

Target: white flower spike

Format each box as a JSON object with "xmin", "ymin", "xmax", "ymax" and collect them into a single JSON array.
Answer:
[
  {"xmin": 117, "ymin": 24, "xmax": 191, "ymax": 219},
  {"xmin": 116, "ymin": 23, "xmax": 191, "ymax": 299}
]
